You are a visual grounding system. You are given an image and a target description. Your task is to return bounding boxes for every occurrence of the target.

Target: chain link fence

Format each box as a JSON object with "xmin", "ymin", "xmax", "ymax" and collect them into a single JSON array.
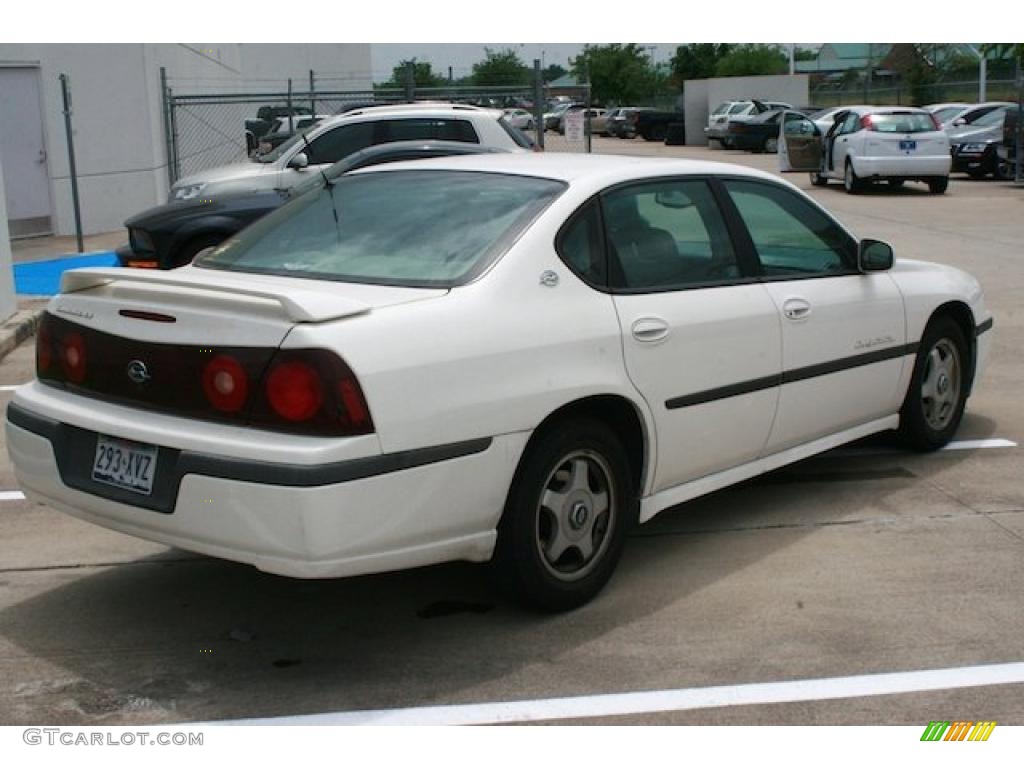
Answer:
[
  {"xmin": 811, "ymin": 77, "xmax": 1019, "ymax": 108},
  {"xmin": 163, "ymin": 70, "xmax": 593, "ymax": 185}
]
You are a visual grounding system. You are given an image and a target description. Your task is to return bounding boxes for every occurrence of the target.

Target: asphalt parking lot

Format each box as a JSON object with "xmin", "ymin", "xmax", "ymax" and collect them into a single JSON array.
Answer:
[{"xmin": 1, "ymin": 140, "xmax": 1022, "ymax": 727}]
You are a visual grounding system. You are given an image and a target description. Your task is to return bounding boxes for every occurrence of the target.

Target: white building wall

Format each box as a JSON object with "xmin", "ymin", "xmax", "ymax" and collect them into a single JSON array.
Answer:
[
  {"xmin": 0, "ymin": 155, "xmax": 16, "ymax": 322},
  {"xmin": 0, "ymin": 44, "xmax": 371, "ymax": 238}
]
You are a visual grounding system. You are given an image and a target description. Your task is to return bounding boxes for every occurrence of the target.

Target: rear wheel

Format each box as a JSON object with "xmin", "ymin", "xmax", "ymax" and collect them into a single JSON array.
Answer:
[
  {"xmin": 491, "ymin": 417, "xmax": 636, "ymax": 612},
  {"xmin": 764, "ymin": 136, "xmax": 779, "ymax": 154},
  {"xmin": 810, "ymin": 171, "xmax": 829, "ymax": 187},
  {"xmin": 899, "ymin": 317, "xmax": 969, "ymax": 451},
  {"xmin": 843, "ymin": 160, "xmax": 864, "ymax": 194},
  {"xmin": 928, "ymin": 176, "xmax": 949, "ymax": 194}
]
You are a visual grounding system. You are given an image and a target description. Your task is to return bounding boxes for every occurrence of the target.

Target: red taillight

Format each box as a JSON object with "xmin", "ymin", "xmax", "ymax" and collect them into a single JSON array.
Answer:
[
  {"xmin": 266, "ymin": 360, "xmax": 323, "ymax": 422},
  {"xmin": 339, "ymin": 378, "xmax": 371, "ymax": 429},
  {"xmin": 60, "ymin": 332, "xmax": 87, "ymax": 383},
  {"xmin": 202, "ymin": 355, "xmax": 249, "ymax": 413},
  {"xmin": 860, "ymin": 115, "xmax": 876, "ymax": 131}
]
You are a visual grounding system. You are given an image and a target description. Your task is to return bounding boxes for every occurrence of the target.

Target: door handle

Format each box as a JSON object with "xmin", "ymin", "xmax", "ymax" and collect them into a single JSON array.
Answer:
[
  {"xmin": 782, "ymin": 298, "xmax": 812, "ymax": 321},
  {"xmin": 37, "ymin": 149, "xmax": 47, "ymax": 164},
  {"xmin": 631, "ymin": 317, "xmax": 670, "ymax": 343}
]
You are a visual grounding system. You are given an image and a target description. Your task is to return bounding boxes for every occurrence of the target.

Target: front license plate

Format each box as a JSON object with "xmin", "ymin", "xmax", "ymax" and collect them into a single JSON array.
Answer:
[
  {"xmin": 91, "ymin": 435, "xmax": 158, "ymax": 496},
  {"xmin": 899, "ymin": 139, "xmax": 917, "ymax": 152}
]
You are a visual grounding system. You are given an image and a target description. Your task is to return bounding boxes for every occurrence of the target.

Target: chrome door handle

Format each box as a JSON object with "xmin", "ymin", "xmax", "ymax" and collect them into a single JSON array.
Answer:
[
  {"xmin": 631, "ymin": 317, "xmax": 670, "ymax": 342},
  {"xmin": 782, "ymin": 298, "xmax": 812, "ymax": 320}
]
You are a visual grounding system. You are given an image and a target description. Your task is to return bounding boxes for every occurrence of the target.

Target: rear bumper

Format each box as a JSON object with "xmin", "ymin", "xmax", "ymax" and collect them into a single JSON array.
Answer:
[
  {"xmin": 6, "ymin": 401, "xmax": 527, "ymax": 579},
  {"xmin": 853, "ymin": 155, "xmax": 951, "ymax": 179}
]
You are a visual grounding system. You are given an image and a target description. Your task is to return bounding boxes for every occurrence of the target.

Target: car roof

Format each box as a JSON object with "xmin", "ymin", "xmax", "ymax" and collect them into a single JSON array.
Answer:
[{"xmin": 348, "ymin": 152, "xmax": 780, "ymax": 187}]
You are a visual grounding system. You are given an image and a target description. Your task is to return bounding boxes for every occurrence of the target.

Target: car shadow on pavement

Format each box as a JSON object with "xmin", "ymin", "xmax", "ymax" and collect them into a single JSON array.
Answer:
[{"xmin": 0, "ymin": 417, "xmax": 999, "ymax": 726}]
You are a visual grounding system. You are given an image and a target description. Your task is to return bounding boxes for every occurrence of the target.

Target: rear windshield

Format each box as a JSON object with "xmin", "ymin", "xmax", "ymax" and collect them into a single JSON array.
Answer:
[
  {"xmin": 930, "ymin": 106, "xmax": 964, "ymax": 124},
  {"xmin": 868, "ymin": 113, "xmax": 937, "ymax": 133},
  {"xmin": 728, "ymin": 102, "xmax": 751, "ymax": 114},
  {"xmin": 195, "ymin": 170, "xmax": 566, "ymax": 287}
]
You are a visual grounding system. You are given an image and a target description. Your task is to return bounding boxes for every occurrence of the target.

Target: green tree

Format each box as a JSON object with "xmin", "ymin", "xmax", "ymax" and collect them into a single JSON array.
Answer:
[
  {"xmin": 382, "ymin": 60, "xmax": 443, "ymax": 88},
  {"xmin": 670, "ymin": 44, "xmax": 732, "ymax": 83},
  {"xmin": 543, "ymin": 63, "xmax": 567, "ymax": 83},
  {"xmin": 714, "ymin": 44, "xmax": 789, "ymax": 77},
  {"xmin": 571, "ymin": 44, "xmax": 657, "ymax": 105},
  {"xmin": 472, "ymin": 48, "xmax": 530, "ymax": 86},
  {"xmin": 794, "ymin": 46, "xmax": 817, "ymax": 62}
]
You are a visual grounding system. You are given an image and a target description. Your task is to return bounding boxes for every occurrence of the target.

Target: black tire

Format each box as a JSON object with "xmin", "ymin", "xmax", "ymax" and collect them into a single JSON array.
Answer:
[
  {"xmin": 491, "ymin": 417, "xmax": 637, "ymax": 612},
  {"xmin": 928, "ymin": 176, "xmax": 949, "ymax": 194},
  {"xmin": 170, "ymin": 233, "xmax": 226, "ymax": 268},
  {"xmin": 810, "ymin": 171, "xmax": 829, "ymax": 187},
  {"xmin": 994, "ymin": 156, "xmax": 1013, "ymax": 181},
  {"xmin": 843, "ymin": 160, "xmax": 864, "ymax": 194},
  {"xmin": 899, "ymin": 316, "xmax": 969, "ymax": 451}
]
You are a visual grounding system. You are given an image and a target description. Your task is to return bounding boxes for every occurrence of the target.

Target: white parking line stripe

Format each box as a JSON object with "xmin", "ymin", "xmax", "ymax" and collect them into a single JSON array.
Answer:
[
  {"xmin": 207, "ymin": 661, "xmax": 1024, "ymax": 726},
  {"xmin": 0, "ymin": 385, "xmax": 24, "ymax": 391},
  {"xmin": 0, "ymin": 491, "xmax": 26, "ymax": 501},
  {"xmin": 942, "ymin": 438, "xmax": 1018, "ymax": 451}
]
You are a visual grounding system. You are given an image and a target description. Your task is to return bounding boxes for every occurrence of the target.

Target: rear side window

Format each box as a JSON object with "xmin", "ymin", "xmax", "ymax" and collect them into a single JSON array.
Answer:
[
  {"xmin": 556, "ymin": 201, "xmax": 605, "ymax": 286},
  {"xmin": 376, "ymin": 119, "xmax": 480, "ymax": 143},
  {"xmin": 724, "ymin": 180, "xmax": 856, "ymax": 276},
  {"xmin": 868, "ymin": 113, "xmax": 938, "ymax": 133},
  {"xmin": 602, "ymin": 180, "xmax": 739, "ymax": 291}
]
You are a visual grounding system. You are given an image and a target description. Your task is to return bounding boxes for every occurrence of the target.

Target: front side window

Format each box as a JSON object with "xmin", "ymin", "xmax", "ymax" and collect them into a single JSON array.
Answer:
[
  {"xmin": 723, "ymin": 180, "xmax": 856, "ymax": 277},
  {"xmin": 305, "ymin": 123, "xmax": 375, "ymax": 165},
  {"xmin": 601, "ymin": 180, "xmax": 739, "ymax": 291},
  {"xmin": 197, "ymin": 171, "xmax": 565, "ymax": 287}
]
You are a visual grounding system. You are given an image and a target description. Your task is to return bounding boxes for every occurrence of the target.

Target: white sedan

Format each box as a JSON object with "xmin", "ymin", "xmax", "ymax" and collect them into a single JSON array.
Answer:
[
  {"xmin": 7, "ymin": 154, "xmax": 992, "ymax": 611},
  {"xmin": 779, "ymin": 106, "xmax": 952, "ymax": 193},
  {"xmin": 503, "ymin": 108, "xmax": 535, "ymax": 131}
]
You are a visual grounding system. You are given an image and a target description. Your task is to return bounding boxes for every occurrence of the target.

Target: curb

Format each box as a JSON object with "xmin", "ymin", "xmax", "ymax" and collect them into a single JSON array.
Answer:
[{"xmin": 0, "ymin": 304, "xmax": 47, "ymax": 364}]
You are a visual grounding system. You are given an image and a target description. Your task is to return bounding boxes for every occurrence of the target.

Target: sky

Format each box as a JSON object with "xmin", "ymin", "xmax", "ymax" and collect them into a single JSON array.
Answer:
[{"xmin": 370, "ymin": 44, "xmax": 678, "ymax": 81}]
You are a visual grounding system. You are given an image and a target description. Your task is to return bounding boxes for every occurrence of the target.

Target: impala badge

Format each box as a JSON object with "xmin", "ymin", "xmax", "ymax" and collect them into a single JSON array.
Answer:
[{"xmin": 126, "ymin": 360, "xmax": 151, "ymax": 385}]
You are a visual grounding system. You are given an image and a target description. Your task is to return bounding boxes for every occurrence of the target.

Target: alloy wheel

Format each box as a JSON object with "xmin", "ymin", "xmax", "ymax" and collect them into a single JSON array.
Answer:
[{"xmin": 920, "ymin": 338, "xmax": 962, "ymax": 431}]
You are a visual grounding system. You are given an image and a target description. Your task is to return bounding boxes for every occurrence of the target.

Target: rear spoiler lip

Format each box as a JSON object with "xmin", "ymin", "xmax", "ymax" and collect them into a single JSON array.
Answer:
[{"xmin": 59, "ymin": 268, "xmax": 370, "ymax": 324}]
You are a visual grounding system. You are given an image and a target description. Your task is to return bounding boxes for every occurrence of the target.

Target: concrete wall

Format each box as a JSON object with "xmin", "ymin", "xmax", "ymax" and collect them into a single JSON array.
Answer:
[
  {"xmin": 0, "ymin": 155, "xmax": 16, "ymax": 322},
  {"xmin": 0, "ymin": 44, "xmax": 371, "ymax": 238},
  {"xmin": 683, "ymin": 74, "xmax": 810, "ymax": 146}
]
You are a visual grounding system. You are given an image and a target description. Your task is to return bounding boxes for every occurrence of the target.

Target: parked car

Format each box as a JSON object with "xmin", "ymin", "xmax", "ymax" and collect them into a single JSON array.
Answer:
[
  {"xmin": 728, "ymin": 109, "xmax": 810, "ymax": 153},
  {"xmin": 557, "ymin": 107, "xmax": 607, "ymax": 135},
  {"xmin": 923, "ymin": 102, "xmax": 972, "ymax": 129},
  {"xmin": 543, "ymin": 102, "xmax": 583, "ymax": 131},
  {"xmin": 503, "ymin": 108, "xmax": 535, "ymax": 131},
  {"xmin": 244, "ymin": 105, "xmax": 313, "ymax": 154},
  {"xmin": 948, "ymin": 105, "xmax": 1013, "ymax": 179},
  {"xmin": 944, "ymin": 101, "xmax": 1015, "ymax": 131},
  {"xmin": 780, "ymin": 107, "xmax": 951, "ymax": 193},
  {"xmin": 607, "ymin": 107, "xmax": 652, "ymax": 138},
  {"xmin": 997, "ymin": 107, "xmax": 1020, "ymax": 181},
  {"xmin": 635, "ymin": 110, "xmax": 683, "ymax": 142},
  {"xmin": 170, "ymin": 103, "xmax": 531, "ymax": 202},
  {"xmin": 256, "ymin": 114, "xmax": 331, "ymax": 155},
  {"xmin": 118, "ymin": 141, "xmax": 511, "ymax": 269},
  {"xmin": 807, "ymin": 105, "xmax": 873, "ymax": 135},
  {"xmin": 9, "ymin": 154, "xmax": 992, "ymax": 611},
  {"xmin": 706, "ymin": 100, "xmax": 790, "ymax": 146}
]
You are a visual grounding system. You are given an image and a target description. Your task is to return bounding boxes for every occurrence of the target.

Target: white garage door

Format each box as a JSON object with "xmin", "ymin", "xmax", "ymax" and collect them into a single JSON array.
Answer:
[{"xmin": 0, "ymin": 67, "xmax": 53, "ymax": 238}]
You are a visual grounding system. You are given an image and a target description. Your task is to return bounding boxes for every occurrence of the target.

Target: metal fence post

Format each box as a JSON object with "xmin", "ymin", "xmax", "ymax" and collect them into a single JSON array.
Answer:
[
  {"xmin": 405, "ymin": 61, "xmax": 416, "ymax": 102},
  {"xmin": 168, "ymin": 86, "xmax": 180, "ymax": 182},
  {"xmin": 1016, "ymin": 56, "xmax": 1023, "ymax": 185},
  {"xmin": 286, "ymin": 78, "xmax": 293, "ymax": 133},
  {"xmin": 584, "ymin": 74, "xmax": 592, "ymax": 153},
  {"xmin": 58, "ymin": 74, "xmax": 84, "ymax": 253},
  {"xmin": 532, "ymin": 59, "xmax": 545, "ymax": 150},
  {"xmin": 159, "ymin": 66, "xmax": 177, "ymax": 187},
  {"xmin": 309, "ymin": 69, "xmax": 315, "ymax": 116}
]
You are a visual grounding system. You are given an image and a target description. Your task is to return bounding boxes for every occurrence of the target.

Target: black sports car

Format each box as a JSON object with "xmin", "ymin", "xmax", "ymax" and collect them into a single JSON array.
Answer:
[
  {"xmin": 727, "ymin": 109, "xmax": 809, "ymax": 153},
  {"xmin": 119, "ymin": 141, "xmax": 508, "ymax": 269}
]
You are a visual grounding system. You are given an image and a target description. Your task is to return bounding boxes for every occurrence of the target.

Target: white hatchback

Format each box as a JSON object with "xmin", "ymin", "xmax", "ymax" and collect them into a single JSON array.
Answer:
[
  {"xmin": 779, "ymin": 106, "xmax": 952, "ymax": 193},
  {"xmin": 8, "ymin": 154, "xmax": 991, "ymax": 611}
]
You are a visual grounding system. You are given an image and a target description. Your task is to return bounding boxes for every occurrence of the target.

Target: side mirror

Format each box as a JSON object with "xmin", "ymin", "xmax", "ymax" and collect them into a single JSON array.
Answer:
[
  {"xmin": 858, "ymin": 239, "xmax": 894, "ymax": 272},
  {"xmin": 288, "ymin": 152, "xmax": 309, "ymax": 170}
]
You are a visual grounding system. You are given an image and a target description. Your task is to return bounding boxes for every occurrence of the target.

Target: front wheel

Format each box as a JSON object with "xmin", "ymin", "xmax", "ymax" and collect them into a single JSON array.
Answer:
[
  {"xmin": 928, "ymin": 176, "xmax": 949, "ymax": 194},
  {"xmin": 491, "ymin": 418, "xmax": 636, "ymax": 612},
  {"xmin": 810, "ymin": 171, "xmax": 829, "ymax": 187},
  {"xmin": 899, "ymin": 317, "xmax": 969, "ymax": 451}
]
